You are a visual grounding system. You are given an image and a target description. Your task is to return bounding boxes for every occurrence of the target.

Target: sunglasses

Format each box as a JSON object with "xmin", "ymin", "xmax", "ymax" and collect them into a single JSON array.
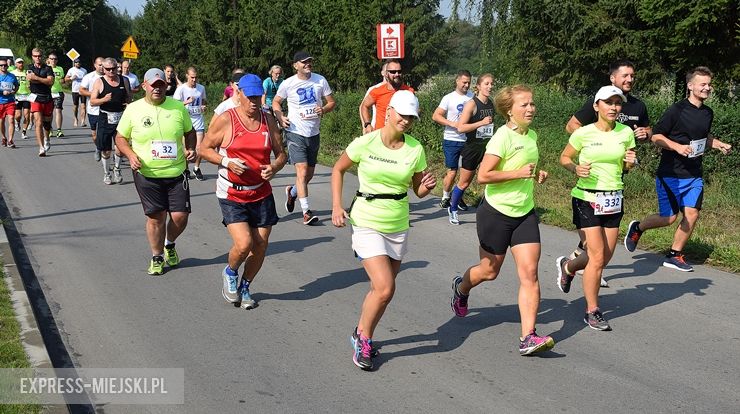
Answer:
[
  {"xmin": 0, "ymin": 64, "xmax": 7, "ymax": 67},
  {"xmin": 103, "ymin": 67, "xmax": 116, "ymax": 71},
  {"xmin": 49, "ymin": 57, "xmax": 57, "ymax": 60},
  {"xmin": 387, "ymin": 70, "xmax": 402, "ymax": 74},
  {"xmin": 32, "ymin": 55, "xmax": 41, "ymax": 58}
]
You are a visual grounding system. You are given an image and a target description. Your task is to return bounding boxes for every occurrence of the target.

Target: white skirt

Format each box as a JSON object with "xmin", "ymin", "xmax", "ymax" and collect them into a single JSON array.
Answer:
[{"xmin": 351, "ymin": 225, "xmax": 409, "ymax": 261}]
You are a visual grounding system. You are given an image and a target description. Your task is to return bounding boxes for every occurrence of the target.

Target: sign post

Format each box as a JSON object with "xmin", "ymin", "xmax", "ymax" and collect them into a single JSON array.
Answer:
[
  {"xmin": 120, "ymin": 36, "xmax": 140, "ymax": 60},
  {"xmin": 376, "ymin": 24, "xmax": 405, "ymax": 60}
]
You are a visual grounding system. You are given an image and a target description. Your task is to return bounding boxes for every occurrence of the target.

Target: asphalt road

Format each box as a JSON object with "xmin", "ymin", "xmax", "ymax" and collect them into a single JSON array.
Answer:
[{"xmin": 0, "ymin": 102, "xmax": 738, "ymax": 413}]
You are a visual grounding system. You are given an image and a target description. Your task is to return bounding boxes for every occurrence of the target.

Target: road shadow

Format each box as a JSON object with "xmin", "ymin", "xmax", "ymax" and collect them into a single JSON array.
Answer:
[
  {"xmin": 254, "ymin": 260, "xmax": 429, "ymax": 302},
  {"xmin": 606, "ymin": 253, "xmax": 662, "ymax": 282},
  {"xmin": 408, "ymin": 198, "xmax": 459, "ymax": 224},
  {"xmin": 268, "ymin": 236, "xmax": 334, "ymax": 255},
  {"xmin": 373, "ymin": 277, "xmax": 711, "ymax": 367}
]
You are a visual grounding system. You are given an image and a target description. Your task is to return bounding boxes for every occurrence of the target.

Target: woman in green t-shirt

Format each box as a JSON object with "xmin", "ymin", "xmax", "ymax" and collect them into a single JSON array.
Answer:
[
  {"xmin": 556, "ymin": 85, "xmax": 637, "ymax": 332},
  {"xmin": 451, "ymin": 85, "xmax": 555, "ymax": 356},
  {"xmin": 331, "ymin": 90, "xmax": 437, "ymax": 371}
]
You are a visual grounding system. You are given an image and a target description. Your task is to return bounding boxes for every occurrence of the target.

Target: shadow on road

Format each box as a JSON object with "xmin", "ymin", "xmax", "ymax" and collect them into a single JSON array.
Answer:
[
  {"xmin": 374, "ymin": 277, "xmax": 711, "ymax": 367},
  {"xmin": 254, "ymin": 260, "xmax": 429, "ymax": 302}
]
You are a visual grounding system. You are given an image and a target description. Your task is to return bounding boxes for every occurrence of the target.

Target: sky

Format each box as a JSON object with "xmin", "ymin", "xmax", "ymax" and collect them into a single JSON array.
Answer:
[{"xmin": 108, "ymin": 0, "xmax": 453, "ymax": 18}]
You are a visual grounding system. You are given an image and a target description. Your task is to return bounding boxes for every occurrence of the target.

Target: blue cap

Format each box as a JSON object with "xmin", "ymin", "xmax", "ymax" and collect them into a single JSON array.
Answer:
[{"xmin": 237, "ymin": 74, "xmax": 263, "ymax": 97}]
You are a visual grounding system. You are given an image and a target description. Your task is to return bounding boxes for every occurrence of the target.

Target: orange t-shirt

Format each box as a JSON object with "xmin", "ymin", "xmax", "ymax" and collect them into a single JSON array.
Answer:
[{"xmin": 367, "ymin": 82, "xmax": 414, "ymax": 129}]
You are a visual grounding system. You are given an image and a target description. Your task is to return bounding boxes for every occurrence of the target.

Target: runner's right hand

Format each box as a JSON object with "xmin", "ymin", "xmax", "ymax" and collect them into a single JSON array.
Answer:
[{"xmin": 332, "ymin": 207, "xmax": 349, "ymax": 228}]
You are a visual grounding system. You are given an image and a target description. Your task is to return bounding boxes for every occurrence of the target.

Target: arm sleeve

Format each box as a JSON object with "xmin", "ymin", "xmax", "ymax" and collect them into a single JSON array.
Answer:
[
  {"xmin": 321, "ymin": 77, "xmax": 332, "ymax": 96},
  {"xmin": 573, "ymin": 97, "xmax": 596, "ymax": 125},
  {"xmin": 568, "ymin": 129, "xmax": 584, "ymax": 151},
  {"xmin": 116, "ymin": 107, "xmax": 133, "ymax": 137},
  {"xmin": 276, "ymin": 79, "xmax": 288, "ymax": 99},
  {"xmin": 414, "ymin": 144, "xmax": 428, "ymax": 173},
  {"xmin": 437, "ymin": 95, "xmax": 449, "ymax": 111},
  {"xmin": 638, "ymin": 101, "xmax": 650, "ymax": 127},
  {"xmin": 173, "ymin": 86, "xmax": 183, "ymax": 101},
  {"xmin": 485, "ymin": 127, "xmax": 508, "ymax": 157},
  {"xmin": 344, "ymin": 135, "xmax": 367, "ymax": 163},
  {"xmin": 653, "ymin": 104, "xmax": 679, "ymax": 136}
]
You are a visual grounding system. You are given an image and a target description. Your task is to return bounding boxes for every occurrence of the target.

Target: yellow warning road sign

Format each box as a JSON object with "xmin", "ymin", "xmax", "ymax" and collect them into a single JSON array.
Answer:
[
  {"xmin": 66, "ymin": 48, "xmax": 80, "ymax": 62},
  {"xmin": 120, "ymin": 36, "xmax": 140, "ymax": 54}
]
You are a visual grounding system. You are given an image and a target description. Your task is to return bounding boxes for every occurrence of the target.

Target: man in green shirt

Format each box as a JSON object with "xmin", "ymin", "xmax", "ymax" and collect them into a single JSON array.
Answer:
[
  {"xmin": 115, "ymin": 68, "xmax": 197, "ymax": 276},
  {"xmin": 10, "ymin": 58, "xmax": 30, "ymax": 139},
  {"xmin": 48, "ymin": 53, "xmax": 65, "ymax": 137}
]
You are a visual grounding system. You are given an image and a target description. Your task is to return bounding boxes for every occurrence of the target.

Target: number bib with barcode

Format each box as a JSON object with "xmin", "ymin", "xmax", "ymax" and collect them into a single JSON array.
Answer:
[
  {"xmin": 51, "ymin": 92, "xmax": 60, "ymax": 99},
  {"xmin": 15, "ymin": 94, "xmax": 28, "ymax": 102},
  {"xmin": 593, "ymin": 191, "xmax": 623, "ymax": 215},
  {"xmin": 689, "ymin": 138, "xmax": 706, "ymax": 158},
  {"xmin": 151, "ymin": 140, "xmax": 178, "ymax": 160},
  {"xmin": 476, "ymin": 124, "xmax": 493, "ymax": 139},
  {"xmin": 105, "ymin": 111, "xmax": 122, "ymax": 124},
  {"xmin": 298, "ymin": 105, "xmax": 319, "ymax": 120}
]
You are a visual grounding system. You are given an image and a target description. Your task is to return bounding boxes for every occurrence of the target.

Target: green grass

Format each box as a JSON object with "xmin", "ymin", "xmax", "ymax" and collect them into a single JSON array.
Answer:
[{"xmin": 0, "ymin": 260, "xmax": 41, "ymax": 413}]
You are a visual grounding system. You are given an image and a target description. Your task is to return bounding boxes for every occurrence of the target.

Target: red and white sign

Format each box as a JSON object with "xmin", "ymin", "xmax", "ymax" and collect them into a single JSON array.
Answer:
[{"xmin": 376, "ymin": 23, "xmax": 405, "ymax": 59}]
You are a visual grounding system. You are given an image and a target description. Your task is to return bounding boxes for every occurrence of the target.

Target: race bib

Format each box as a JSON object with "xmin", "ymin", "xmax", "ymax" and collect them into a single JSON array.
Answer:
[
  {"xmin": 298, "ymin": 105, "xmax": 319, "ymax": 120},
  {"xmin": 151, "ymin": 140, "xmax": 178, "ymax": 160},
  {"xmin": 15, "ymin": 94, "xmax": 28, "ymax": 102},
  {"xmin": 105, "ymin": 111, "xmax": 122, "ymax": 124},
  {"xmin": 476, "ymin": 124, "xmax": 493, "ymax": 139},
  {"xmin": 51, "ymin": 92, "xmax": 60, "ymax": 99},
  {"xmin": 28, "ymin": 93, "xmax": 37, "ymax": 102},
  {"xmin": 188, "ymin": 105, "xmax": 202, "ymax": 116},
  {"xmin": 593, "ymin": 191, "xmax": 623, "ymax": 216},
  {"xmin": 0, "ymin": 81, "xmax": 13, "ymax": 92},
  {"xmin": 688, "ymin": 138, "xmax": 707, "ymax": 158}
]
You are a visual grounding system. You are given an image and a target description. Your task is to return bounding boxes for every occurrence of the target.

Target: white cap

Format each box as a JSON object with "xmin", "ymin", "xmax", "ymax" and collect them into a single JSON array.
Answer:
[
  {"xmin": 594, "ymin": 85, "xmax": 626, "ymax": 104},
  {"xmin": 388, "ymin": 90, "xmax": 419, "ymax": 118}
]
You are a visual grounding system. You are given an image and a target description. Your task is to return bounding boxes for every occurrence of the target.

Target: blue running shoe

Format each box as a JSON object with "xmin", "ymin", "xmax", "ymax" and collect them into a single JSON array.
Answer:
[
  {"xmin": 222, "ymin": 266, "xmax": 239, "ymax": 303},
  {"xmin": 239, "ymin": 280, "xmax": 257, "ymax": 309}
]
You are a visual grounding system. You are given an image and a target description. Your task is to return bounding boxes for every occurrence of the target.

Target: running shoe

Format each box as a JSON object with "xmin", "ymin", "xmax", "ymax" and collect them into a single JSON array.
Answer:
[
  {"xmin": 164, "ymin": 243, "xmax": 180, "ymax": 267},
  {"xmin": 73, "ymin": 120, "xmax": 78, "ymax": 127},
  {"xmin": 22, "ymin": 130, "xmax": 28, "ymax": 139},
  {"xmin": 8, "ymin": 141, "xmax": 15, "ymax": 149},
  {"xmin": 519, "ymin": 329, "xmax": 555, "ymax": 356},
  {"xmin": 38, "ymin": 148, "xmax": 46, "ymax": 157},
  {"xmin": 451, "ymin": 276, "xmax": 469, "ymax": 317},
  {"xmin": 556, "ymin": 256, "xmax": 575, "ymax": 293},
  {"xmin": 43, "ymin": 139, "xmax": 50, "ymax": 152},
  {"xmin": 663, "ymin": 254, "xmax": 693, "ymax": 272},
  {"xmin": 457, "ymin": 198, "xmax": 469, "ymax": 211},
  {"xmin": 584, "ymin": 308, "xmax": 611, "ymax": 331},
  {"xmin": 624, "ymin": 220, "xmax": 642, "ymax": 252},
  {"xmin": 1, "ymin": 138, "xmax": 6, "ymax": 147},
  {"xmin": 351, "ymin": 332, "xmax": 373, "ymax": 370},
  {"xmin": 439, "ymin": 197, "xmax": 451, "ymax": 209},
  {"xmin": 238, "ymin": 280, "xmax": 257, "ymax": 309},
  {"xmin": 600, "ymin": 277, "xmax": 609, "ymax": 288},
  {"xmin": 56, "ymin": 129, "xmax": 64, "ymax": 138},
  {"xmin": 351, "ymin": 328, "xmax": 379, "ymax": 358},
  {"xmin": 447, "ymin": 207, "xmax": 460, "ymax": 225},
  {"xmin": 221, "ymin": 266, "xmax": 240, "ymax": 303},
  {"xmin": 103, "ymin": 173, "xmax": 112, "ymax": 185},
  {"xmin": 285, "ymin": 186, "xmax": 296, "ymax": 213},
  {"xmin": 94, "ymin": 149, "xmax": 101, "ymax": 162},
  {"xmin": 193, "ymin": 168, "xmax": 204, "ymax": 181},
  {"xmin": 113, "ymin": 168, "xmax": 123, "ymax": 184},
  {"xmin": 81, "ymin": 122, "xmax": 87, "ymax": 127},
  {"xmin": 303, "ymin": 210, "xmax": 318, "ymax": 225},
  {"xmin": 147, "ymin": 256, "xmax": 165, "ymax": 276}
]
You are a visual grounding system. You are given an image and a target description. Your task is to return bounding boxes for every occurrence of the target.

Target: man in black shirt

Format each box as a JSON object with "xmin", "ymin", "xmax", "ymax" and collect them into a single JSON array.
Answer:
[
  {"xmin": 27, "ymin": 48, "xmax": 55, "ymax": 156},
  {"xmin": 566, "ymin": 60, "xmax": 652, "ymax": 140},
  {"xmin": 623, "ymin": 66, "xmax": 732, "ymax": 271}
]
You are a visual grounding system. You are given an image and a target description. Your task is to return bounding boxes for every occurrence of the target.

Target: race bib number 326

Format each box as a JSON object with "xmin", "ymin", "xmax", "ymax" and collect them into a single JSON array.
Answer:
[{"xmin": 151, "ymin": 140, "xmax": 177, "ymax": 160}]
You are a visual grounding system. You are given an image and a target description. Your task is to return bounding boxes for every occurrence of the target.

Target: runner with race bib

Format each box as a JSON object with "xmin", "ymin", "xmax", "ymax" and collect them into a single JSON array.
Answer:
[
  {"xmin": 555, "ymin": 85, "xmax": 637, "ymax": 332},
  {"xmin": 446, "ymin": 73, "xmax": 495, "ymax": 225},
  {"xmin": 174, "ymin": 67, "xmax": 208, "ymax": 181}
]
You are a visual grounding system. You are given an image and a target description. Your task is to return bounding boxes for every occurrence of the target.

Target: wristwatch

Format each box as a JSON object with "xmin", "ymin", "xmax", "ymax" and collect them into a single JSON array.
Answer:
[{"xmin": 363, "ymin": 121, "xmax": 371, "ymax": 128}]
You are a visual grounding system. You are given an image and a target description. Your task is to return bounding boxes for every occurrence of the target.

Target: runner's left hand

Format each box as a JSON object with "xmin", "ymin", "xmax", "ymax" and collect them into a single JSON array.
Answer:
[
  {"xmin": 259, "ymin": 164, "xmax": 275, "ymax": 180},
  {"xmin": 185, "ymin": 149, "xmax": 196, "ymax": 161}
]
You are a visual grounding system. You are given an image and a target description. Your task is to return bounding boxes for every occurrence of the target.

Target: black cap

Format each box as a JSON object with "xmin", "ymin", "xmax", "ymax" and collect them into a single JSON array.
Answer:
[
  {"xmin": 231, "ymin": 72, "xmax": 245, "ymax": 83},
  {"xmin": 293, "ymin": 51, "xmax": 312, "ymax": 63},
  {"xmin": 73, "ymin": 59, "xmax": 80, "ymax": 63}
]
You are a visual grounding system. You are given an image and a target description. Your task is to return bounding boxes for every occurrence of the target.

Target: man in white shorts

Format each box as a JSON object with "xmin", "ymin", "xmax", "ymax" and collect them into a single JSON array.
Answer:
[
  {"xmin": 174, "ymin": 66, "xmax": 207, "ymax": 180},
  {"xmin": 272, "ymin": 51, "xmax": 335, "ymax": 225}
]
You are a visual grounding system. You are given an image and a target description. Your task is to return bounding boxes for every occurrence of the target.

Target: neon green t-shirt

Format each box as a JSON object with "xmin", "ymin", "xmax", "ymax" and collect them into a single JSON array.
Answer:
[
  {"xmin": 569, "ymin": 123, "xmax": 636, "ymax": 202},
  {"xmin": 346, "ymin": 131, "xmax": 427, "ymax": 233},
  {"xmin": 51, "ymin": 66, "xmax": 64, "ymax": 93},
  {"xmin": 10, "ymin": 69, "xmax": 29, "ymax": 95},
  {"xmin": 116, "ymin": 97, "xmax": 193, "ymax": 178},
  {"xmin": 483, "ymin": 125, "xmax": 539, "ymax": 217}
]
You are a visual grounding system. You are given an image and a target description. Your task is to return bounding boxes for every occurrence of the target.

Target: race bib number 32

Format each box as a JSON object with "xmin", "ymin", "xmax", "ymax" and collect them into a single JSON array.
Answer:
[{"xmin": 151, "ymin": 140, "xmax": 177, "ymax": 160}]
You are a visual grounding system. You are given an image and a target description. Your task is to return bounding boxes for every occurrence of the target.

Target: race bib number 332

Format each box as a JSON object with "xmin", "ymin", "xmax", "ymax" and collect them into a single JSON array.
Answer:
[{"xmin": 151, "ymin": 140, "xmax": 177, "ymax": 160}]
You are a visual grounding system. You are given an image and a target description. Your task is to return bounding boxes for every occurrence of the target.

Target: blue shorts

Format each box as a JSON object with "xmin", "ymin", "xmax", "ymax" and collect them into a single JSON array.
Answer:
[
  {"xmin": 219, "ymin": 194, "xmax": 279, "ymax": 228},
  {"xmin": 656, "ymin": 176, "xmax": 703, "ymax": 217},
  {"xmin": 443, "ymin": 140, "xmax": 465, "ymax": 169},
  {"xmin": 88, "ymin": 114, "xmax": 99, "ymax": 131}
]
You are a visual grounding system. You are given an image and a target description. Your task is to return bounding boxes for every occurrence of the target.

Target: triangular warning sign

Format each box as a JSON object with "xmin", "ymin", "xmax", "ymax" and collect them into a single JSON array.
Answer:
[{"xmin": 121, "ymin": 36, "xmax": 140, "ymax": 54}]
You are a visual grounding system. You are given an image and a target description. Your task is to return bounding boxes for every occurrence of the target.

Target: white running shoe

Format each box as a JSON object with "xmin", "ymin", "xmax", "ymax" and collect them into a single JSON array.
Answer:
[{"xmin": 448, "ymin": 207, "xmax": 460, "ymax": 225}]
